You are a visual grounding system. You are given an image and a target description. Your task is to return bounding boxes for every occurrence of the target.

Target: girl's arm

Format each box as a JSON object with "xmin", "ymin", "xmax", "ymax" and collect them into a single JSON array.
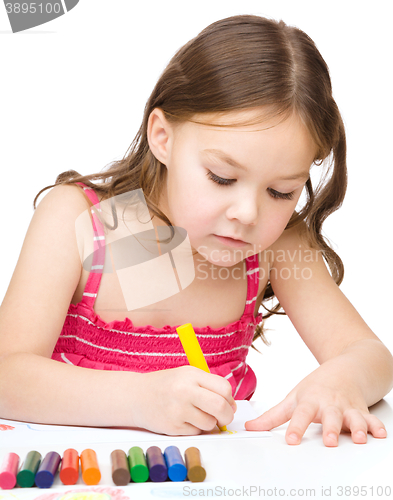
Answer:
[
  {"xmin": 0, "ymin": 352, "xmax": 233, "ymax": 433},
  {"xmin": 246, "ymin": 222, "xmax": 393, "ymax": 446},
  {"xmin": 0, "ymin": 185, "xmax": 234, "ymax": 433}
]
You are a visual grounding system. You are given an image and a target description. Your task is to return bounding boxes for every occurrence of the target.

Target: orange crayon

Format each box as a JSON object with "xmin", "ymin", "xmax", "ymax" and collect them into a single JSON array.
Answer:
[{"xmin": 80, "ymin": 449, "xmax": 101, "ymax": 485}]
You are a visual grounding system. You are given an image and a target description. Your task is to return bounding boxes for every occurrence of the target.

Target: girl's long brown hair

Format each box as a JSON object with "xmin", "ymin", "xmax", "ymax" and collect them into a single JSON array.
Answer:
[{"xmin": 34, "ymin": 15, "xmax": 347, "ymax": 345}]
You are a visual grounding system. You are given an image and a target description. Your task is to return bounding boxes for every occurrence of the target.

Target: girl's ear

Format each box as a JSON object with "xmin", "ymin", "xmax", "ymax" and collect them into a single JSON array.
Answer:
[{"xmin": 147, "ymin": 108, "xmax": 174, "ymax": 166}]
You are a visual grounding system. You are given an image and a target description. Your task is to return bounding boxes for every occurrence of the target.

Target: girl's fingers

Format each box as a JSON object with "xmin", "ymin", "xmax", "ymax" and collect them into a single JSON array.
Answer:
[
  {"xmin": 356, "ymin": 413, "xmax": 387, "ymax": 442},
  {"xmin": 190, "ymin": 368, "xmax": 234, "ymax": 406},
  {"xmin": 185, "ymin": 404, "xmax": 219, "ymax": 433},
  {"xmin": 320, "ymin": 408, "xmax": 386, "ymax": 446},
  {"xmin": 165, "ymin": 417, "xmax": 204, "ymax": 436},
  {"xmin": 340, "ymin": 409, "xmax": 369, "ymax": 444},
  {"xmin": 361, "ymin": 412, "xmax": 387, "ymax": 439},
  {"xmin": 245, "ymin": 399, "xmax": 292, "ymax": 431},
  {"xmin": 321, "ymin": 405, "xmax": 344, "ymax": 447},
  {"xmin": 195, "ymin": 387, "xmax": 235, "ymax": 429},
  {"xmin": 285, "ymin": 402, "xmax": 318, "ymax": 445}
]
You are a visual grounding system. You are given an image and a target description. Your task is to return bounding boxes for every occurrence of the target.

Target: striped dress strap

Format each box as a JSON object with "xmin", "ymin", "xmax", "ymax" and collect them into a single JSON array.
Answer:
[
  {"xmin": 243, "ymin": 254, "xmax": 260, "ymax": 316},
  {"xmin": 75, "ymin": 182, "xmax": 106, "ymax": 309}
]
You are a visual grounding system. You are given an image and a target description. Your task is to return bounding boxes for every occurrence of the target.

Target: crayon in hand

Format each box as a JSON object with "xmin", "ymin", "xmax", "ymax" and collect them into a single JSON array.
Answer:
[{"xmin": 176, "ymin": 323, "xmax": 228, "ymax": 432}]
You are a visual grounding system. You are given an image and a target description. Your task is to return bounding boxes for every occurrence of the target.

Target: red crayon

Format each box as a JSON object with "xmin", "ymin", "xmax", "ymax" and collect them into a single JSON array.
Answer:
[
  {"xmin": 59, "ymin": 449, "xmax": 79, "ymax": 485},
  {"xmin": 0, "ymin": 453, "xmax": 20, "ymax": 490}
]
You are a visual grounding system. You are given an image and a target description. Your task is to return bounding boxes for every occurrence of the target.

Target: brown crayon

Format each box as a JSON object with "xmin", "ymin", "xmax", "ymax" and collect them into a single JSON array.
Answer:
[
  {"xmin": 111, "ymin": 450, "xmax": 130, "ymax": 486},
  {"xmin": 185, "ymin": 447, "xmax": 206, "ymax": 482}
]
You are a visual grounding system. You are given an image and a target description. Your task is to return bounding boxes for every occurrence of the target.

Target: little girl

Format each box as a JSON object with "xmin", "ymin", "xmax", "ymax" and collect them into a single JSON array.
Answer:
[{"xmin": 0, "ymin": 15, "xmax": 392, "ymax": 447}]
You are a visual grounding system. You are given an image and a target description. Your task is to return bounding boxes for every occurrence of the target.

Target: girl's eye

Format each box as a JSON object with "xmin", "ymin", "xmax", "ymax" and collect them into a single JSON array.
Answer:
[
  {"xmin": 268, "ymin": 188, "xmax": 295, "ymax": 201},
  {"xmin": 206, "ymin": 170, "xmax": 236, "ymax": 186},
  {"xmin": 206, "ymin": 170, "xmax": 295, "ymax": 200}
]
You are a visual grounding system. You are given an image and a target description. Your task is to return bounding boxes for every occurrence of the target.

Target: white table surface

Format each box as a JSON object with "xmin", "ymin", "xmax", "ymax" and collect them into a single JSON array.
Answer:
[{"xmin": 0, "ymin": 397, "xmax": 392, "ymax": 499}]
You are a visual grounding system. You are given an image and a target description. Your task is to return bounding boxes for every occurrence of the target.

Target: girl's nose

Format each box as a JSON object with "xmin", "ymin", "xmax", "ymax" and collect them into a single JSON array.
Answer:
[{"xmin": 226, "ymin": 194, "xmax": 259, "ymax": 226}]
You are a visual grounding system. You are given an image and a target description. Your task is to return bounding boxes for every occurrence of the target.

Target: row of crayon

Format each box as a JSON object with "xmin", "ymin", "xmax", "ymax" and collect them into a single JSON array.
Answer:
[
  {"xmin": 111, "ymin": 446, "xmax": 205, "ymax": 484},
  {"xmin": 0, "ymin": 446, "xmax": 206, "ymax": 490}
]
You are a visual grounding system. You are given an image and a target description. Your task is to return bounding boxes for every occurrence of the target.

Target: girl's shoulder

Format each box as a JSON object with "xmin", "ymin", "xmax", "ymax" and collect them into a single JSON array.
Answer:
[
  {"xmin": 267, "ymin": 221, "xmax": 314, "ymax": 259},
  {"xmin": 38, "ymin": 182, "xmax": 93, "ymax": 213}
]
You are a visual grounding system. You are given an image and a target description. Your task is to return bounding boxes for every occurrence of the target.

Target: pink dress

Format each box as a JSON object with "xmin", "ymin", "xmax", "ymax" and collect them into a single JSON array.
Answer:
[{"xmin": 52, "ymin": 183, "xmax": 263, "ymax": 400}]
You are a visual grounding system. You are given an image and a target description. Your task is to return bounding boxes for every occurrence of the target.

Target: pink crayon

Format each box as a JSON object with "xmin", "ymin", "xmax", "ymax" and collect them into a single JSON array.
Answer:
[{"xmin": 0, "ymin": 453, "xmax": 20, "ymax": 490}]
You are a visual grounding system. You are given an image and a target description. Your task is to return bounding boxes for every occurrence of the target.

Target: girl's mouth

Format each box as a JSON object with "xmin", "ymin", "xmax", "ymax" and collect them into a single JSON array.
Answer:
[{"xmin": 213, "ymin": 234, "xmax": 249, "ymax": 248}]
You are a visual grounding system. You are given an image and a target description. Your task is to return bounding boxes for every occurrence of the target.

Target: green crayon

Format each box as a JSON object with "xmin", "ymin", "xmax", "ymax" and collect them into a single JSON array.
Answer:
[
  {"xmin": 17, "ymin": 451, "xmax": 42, "ymax": 488},
  {"xmin": 128, "ymin": 447, "xmax": 149, "ymax": 483}
]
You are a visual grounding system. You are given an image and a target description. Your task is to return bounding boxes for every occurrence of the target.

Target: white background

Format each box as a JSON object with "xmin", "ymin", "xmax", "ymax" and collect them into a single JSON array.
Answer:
[{"xmin": 0, "ymin": 0, "xmax": 392, "ymax": 447}]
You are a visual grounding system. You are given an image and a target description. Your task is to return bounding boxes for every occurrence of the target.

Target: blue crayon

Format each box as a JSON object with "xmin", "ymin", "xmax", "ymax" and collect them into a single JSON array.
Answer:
[
  {"xmin": 35, "ymin": 452, "xmax": 61, "ymax": 488},
  {"xmin": 164, "ymin": 446, "xmax": 187, "ymax": 482},
  {"xmin": 146, "ymin": 446, "xmax": 168, "ymax": 482}
]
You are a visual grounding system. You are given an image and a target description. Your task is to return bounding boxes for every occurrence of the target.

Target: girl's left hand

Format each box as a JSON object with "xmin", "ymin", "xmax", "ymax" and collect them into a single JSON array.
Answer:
[{"xmin": 244, "ymin": 368, "xmax": 388, "ymax": 446}]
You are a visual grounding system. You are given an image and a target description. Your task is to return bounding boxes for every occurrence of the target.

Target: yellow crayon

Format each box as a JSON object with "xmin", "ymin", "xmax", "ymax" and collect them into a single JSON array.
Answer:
[{"xmin": 176, "ymin": 323, "xmax": 227, "ymax": 432}]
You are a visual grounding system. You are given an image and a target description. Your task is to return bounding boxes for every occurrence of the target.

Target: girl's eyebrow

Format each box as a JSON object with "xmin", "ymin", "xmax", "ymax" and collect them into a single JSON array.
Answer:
[
  {"xmin": 202, "ymin": 148, "xmax": 310, "ymax": 180},
  {"xmin": 202, "ymin": 148, "xmax": 247, "ymax": 171}
]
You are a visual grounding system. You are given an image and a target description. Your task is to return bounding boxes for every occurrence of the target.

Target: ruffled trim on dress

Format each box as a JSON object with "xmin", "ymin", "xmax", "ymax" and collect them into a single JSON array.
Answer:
[{"xmin": 54, "ymin": 301, "xmax": 263, "ymax": 374}]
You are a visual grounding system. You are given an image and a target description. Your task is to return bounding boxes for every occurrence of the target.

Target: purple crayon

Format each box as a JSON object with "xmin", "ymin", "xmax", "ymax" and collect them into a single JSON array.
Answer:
[
  {"xmin": 35, "ymin": 452, "xmax": 62, "ymax": 488},
  {"xmin": 146, "ymin": 446, "xmax": 168, "ymax": 482}
]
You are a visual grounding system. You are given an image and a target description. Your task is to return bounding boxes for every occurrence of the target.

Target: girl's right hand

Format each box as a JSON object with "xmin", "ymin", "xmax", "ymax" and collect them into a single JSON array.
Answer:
[{"xmin": 132, "ymin": 366, "xmax": 236, "ymax": 435}]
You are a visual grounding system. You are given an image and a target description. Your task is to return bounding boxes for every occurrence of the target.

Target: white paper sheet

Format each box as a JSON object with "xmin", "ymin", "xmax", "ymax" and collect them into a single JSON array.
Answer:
[{"xmin": 0, "ymin": 401, "xmax": 270, "ymax": 447}]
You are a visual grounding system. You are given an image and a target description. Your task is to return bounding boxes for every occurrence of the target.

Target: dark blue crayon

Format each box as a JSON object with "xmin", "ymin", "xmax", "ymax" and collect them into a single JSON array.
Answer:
[
  {"xmin": 35, "ymin": 452, "xmax": 61, "ymax": 488},
  {"xmin": 146, "ymin": 446, "xmax": 168, "ymax": 482},
  {"xmin": 164, "ymin": 446, "xmax": 187, "ymax": 482}
]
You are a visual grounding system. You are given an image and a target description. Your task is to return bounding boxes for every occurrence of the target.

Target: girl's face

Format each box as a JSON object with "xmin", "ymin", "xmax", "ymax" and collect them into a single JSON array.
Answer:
[{"xmin": 154, "ymin": 108, "xmax": 317, "ymax": 267}]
